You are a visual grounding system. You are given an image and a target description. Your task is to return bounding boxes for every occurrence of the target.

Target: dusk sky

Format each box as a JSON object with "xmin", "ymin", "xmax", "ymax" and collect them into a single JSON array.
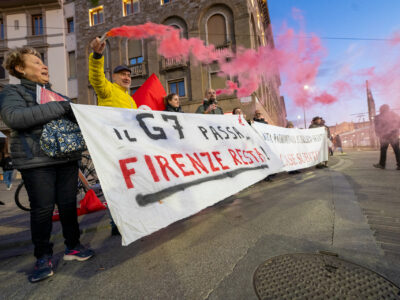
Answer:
[{"xmin": 268, "ymin": 0, "xmax": 400, "ymax": 127}]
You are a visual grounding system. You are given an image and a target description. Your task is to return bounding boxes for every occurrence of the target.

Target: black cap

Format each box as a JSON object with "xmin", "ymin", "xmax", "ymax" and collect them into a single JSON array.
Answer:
[{"xmin": 113, "ymin": 65, "xmax": 131, "ymax": 74}]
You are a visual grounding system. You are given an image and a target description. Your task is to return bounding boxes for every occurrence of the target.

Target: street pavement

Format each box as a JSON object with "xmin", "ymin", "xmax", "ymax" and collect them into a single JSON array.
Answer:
[{"xmin": 0, "ymin": 150, "xmax": 399, "ymax": 299}]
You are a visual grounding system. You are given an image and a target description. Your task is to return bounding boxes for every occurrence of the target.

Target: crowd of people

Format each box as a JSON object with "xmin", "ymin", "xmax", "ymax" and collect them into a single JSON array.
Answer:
[{"xmin": 0, "ymin": 37, "xmax": 399, "ymax": 284}]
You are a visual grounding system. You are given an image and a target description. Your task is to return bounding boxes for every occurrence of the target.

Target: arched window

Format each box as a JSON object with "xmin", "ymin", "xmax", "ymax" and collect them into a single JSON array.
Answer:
[
  {"xmin": 127, "ymin": 39, "xmax": 143, "ymax": 65},
  {"xmin": 207, "ymin": 14, "xmax": 227, "ymax": 46}
]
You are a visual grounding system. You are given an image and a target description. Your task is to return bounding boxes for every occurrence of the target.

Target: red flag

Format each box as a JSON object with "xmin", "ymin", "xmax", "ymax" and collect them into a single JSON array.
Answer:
[
  {"xmin": 133, "ymin": 73, "xmax": 166, "ymax": 111},
  {"xmin": 37, "ymin": 86, "xmax": 65, "ymax": 104},
  {"xmin": 52, "ymin": 190, "xmax": 106, "ymax": 222}
]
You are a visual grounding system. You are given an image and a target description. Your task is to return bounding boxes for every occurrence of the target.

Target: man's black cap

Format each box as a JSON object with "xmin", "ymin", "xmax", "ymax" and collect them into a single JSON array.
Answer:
[{"xmin": 113, "ymin": 65, "xmax": 131, "ymax": 74}]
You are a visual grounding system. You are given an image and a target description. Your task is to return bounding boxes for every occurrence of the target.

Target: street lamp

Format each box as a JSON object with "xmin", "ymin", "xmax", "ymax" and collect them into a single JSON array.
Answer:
[{"xmin": 303, "ymin": 85, "xmax": 309, "ymax": 128}]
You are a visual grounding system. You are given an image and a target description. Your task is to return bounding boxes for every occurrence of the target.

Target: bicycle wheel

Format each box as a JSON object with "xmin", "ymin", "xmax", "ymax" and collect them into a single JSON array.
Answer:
[
  {"xmin": 15, "ymin": 181, "xmax": 31, "ymax": 211},
  {"xmin": 79, "ymin": 154, "xmax": 103, "ymax": 198}
]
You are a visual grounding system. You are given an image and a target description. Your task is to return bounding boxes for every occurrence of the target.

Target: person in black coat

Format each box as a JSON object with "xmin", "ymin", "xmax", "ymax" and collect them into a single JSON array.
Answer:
[
  {"xmin": 164, "ymin": 93, "xmax": 183, "ymax": 113},
  {"xmin": 373, "ymin": 104, "xmax": 400, "ymax": 169},
  {"xmin": 0, "ymin": 47, "xmax": 93, "ymax": 283}
]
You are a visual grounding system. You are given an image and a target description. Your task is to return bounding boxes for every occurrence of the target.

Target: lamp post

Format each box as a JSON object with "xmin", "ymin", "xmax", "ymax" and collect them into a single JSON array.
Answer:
[{"xmin": 303, "ymin": 85, "xmax": 309, "ymax": 128}]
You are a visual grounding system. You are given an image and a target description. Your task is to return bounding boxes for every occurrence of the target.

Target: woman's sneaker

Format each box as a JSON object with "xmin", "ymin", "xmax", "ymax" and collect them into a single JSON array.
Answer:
[
  {"xmin": 64, "ymin": 244, "xmax": 94, "ymax": 261},
  {"xmin": 28, "ymin": 255, "xmax": 54, "ymax": 283}
]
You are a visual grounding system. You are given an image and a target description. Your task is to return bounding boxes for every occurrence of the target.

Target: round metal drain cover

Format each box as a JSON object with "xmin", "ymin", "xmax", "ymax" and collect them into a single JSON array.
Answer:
[{"xmin": 253, "ymin": 253, "xmax": 400, "ymax": 299}]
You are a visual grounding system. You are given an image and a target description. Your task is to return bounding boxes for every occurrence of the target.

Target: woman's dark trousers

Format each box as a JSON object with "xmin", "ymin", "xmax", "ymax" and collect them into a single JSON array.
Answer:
[{"xmin": 21, "ymin": 161, "xmax": 80, "ymax": 259}]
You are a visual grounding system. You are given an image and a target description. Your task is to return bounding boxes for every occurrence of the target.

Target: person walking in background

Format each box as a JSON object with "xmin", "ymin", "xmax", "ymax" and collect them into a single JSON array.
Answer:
[
  {"xmin": 164, "ymin": 93, "xmax": 183, "ymax": 113},
  {"xmin": 373, "ymin": 104, "xmax": 400, "ymax": 170},
  {"xmin": 89, "ymin": 37, "xmax": 137, "ymax": 109},
  {"xmin": 334, "ymin": 134, "xmax": 344, "ymax": 154},
  {"xmin": 196, "ymin": 88, "xmax": 223, "ymax": 114},
  {"xmin": 1, "ymin": 153, "xmax": 14, "ymax": 190},
  {"xmin": 0, "ymin": 47, "xmax": 93, "ymax": 283}
]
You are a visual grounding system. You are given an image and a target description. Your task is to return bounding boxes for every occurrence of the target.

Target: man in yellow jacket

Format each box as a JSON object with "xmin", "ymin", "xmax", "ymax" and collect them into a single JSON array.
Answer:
[
  {"xmin": 89, "ymin": 38, "xmax": 137, "ymax": 236},
  {"xmin": 89, "ymin": 37, "xmax": 137, "ymax": 109}
]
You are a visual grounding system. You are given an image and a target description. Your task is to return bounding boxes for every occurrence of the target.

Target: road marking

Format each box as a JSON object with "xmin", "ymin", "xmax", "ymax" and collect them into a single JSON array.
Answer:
[{"xmin": 294, "ymin": 174, "xmax": 316, "ymax": 184}]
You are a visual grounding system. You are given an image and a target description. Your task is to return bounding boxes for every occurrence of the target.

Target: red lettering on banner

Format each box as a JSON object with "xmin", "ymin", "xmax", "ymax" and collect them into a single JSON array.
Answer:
[
  {"xmin": 228, "ymin": 149, "xmax": 242, "ymax": 165},
  {"xmin": 119, "ymin": 157, "xmax": 138, "ymax": 189},
  {"xmin": 186, "ymin": 153, "xmax": 209, "ymax": 174},
  {"xmin": 242, "ymin": 151, "xmax": 254, "ymax": 164},
  {"xmin": 296, "ymin": 153, "xmax": 303, "ymax": 164},
  {"xmin": 212, "ymin": 151, "xmax": 230, "ymax": 170},
  {"xmin": 171, "ymin": 153, "xmax": 195, "ymax": 176},
  {"xmin": 200, "ymin": 152, "xmax": 220, "ymax": 172},
  {"xmin": 144, "ymin": 155, "xmax": 160, "ymax": 182},
  {"xmin": 254, "ymin": 148, "xmax": 265, "ymax": 162},
  {"xmin": 247, "ymin": 150, "xmax": 259, "ymax": 163},
  {"xmin": 155, "ymin": 155, "xmax": 179, "ymax": 181},
  {"xmin": 235, "ymin": 149, "xmax": 248, "ymax": 165}
]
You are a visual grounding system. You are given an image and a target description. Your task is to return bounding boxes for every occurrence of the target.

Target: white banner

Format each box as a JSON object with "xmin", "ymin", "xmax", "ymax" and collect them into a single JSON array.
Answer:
[
  {"xmin": 251, "ymin": 122, "xmax": 328, "ymax": 171},
  {"xmin": 71, "ymin": 104, "xmax": 283, "ymax": 245}
]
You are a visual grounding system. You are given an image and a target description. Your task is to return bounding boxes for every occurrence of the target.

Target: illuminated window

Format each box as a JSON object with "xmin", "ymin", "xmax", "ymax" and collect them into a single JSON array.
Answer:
[
  {"xmin": 0, "ymin": 19, "xmax": 4, "ymax": 39},
  {"xmin": 123, "ymin": 0, "xmax": 139, "ymax": 16},
  {"xmin": 32, "ymin": 14, "xmax": 43, "ymax": 35},
  {"xmin": 168, "ymin": 79, "xmax": 185, "ymax": 97},
  {"xmin": 207, "ymin": 14, "xmax": 227, "ymax": 46},
  {"xmin": 89, "ymin": 6, "xmax": 104, "ymax": 26},
  {"xmin": 67, "ymin": 18, "xmax": 74, "ymax": 33},
  {"xmin": 161, "ymin": 0, "xmax": 172, "ymax": 5}
]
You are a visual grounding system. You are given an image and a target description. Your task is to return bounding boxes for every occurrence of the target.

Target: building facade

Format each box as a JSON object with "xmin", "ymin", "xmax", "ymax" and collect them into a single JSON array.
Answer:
[
  {"xmin": 74, "ymin": 0, "xmax": 287, "ymax": 125},
  {"xmin": 0, "ymin": 0, "xmax": 77, "ymax": 153}
]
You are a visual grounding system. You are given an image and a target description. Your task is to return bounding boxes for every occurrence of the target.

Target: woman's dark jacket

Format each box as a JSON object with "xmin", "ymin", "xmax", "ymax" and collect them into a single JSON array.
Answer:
[
  {"xmin": 0, "ymin": 78, "xmax": 81, "ymax": 170},
  {"xmin": 164, "ymin": 104, "xmax": 183, "ymax": 113}
]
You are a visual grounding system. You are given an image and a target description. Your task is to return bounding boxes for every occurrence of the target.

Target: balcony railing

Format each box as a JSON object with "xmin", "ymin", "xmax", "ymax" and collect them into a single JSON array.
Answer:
[
  {"xmin": 213, "ymin": 43, "xmax": 233, "ymax": 61},
  {"xmin": 161, "ymin": 57, "xmax": 187, "ymax": 71},
  {"xmin": 129, "ymin": 63, "xmax": 146, "ymax": 77}
]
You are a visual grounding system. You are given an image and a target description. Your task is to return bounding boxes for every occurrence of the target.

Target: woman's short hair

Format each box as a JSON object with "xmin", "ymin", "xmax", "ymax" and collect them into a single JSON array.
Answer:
[
  {"xmin": 164, "ymin": 93, "xmax": 178, "ymax": 106},
  {"xmin": 3, "ymin": 47, "xmax": 41, "ymax": 79}
]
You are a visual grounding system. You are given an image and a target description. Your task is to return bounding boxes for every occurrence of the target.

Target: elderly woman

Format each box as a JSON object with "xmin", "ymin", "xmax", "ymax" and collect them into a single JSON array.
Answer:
[
  {"xmin": 0, "ymin": 47, "xmax": 93, "ymax": 283},
  {"xmin": 164, "ymin": 93, "xmax": 183, "ymax": 112}
]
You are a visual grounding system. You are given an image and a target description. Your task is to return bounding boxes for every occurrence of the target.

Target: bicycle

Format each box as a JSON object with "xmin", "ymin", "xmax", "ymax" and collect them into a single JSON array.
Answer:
[{"xmin": 14, "ymin": 154, "xmax": 103, "ymax": 212}]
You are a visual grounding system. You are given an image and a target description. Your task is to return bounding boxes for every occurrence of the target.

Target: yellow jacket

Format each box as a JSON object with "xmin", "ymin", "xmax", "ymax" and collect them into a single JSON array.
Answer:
[{"xmin": 88, "ymin": 53, "xmax": 137, "ymax": 109}]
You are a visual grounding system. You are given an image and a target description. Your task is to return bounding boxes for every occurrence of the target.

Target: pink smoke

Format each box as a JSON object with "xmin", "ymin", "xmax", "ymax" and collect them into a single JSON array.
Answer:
[
  {"xmin": 107, "ymin": 18, "xmax": 400, "ymax": 110},
  {"xmin": 108, "ymin": 23, "xmax": 228, "ymax": 63},
  {"xmin": 313, "ymin": 92, "xmax": 337, "ymax": 104},
  {"xmin": 390, "ymin": 30, "xmax": 400, "ymax": 46}
]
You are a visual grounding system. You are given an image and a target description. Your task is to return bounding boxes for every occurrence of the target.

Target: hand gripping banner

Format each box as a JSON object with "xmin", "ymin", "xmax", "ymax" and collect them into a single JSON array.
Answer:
[{"xmin": 71, "ymin": 104, "xmax": 283, "ymax": 245}]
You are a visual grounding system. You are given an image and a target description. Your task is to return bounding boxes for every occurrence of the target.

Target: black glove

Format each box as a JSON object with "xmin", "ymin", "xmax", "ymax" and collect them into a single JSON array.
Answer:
[{"xmin": 59, "ymin": 101, "xmax": 71, "ymax": 114}]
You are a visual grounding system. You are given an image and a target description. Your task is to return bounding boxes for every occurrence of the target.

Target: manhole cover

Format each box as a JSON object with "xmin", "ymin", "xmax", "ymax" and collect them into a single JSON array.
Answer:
[{"xmin": 253, "ymin": 253, "xmax": 400, "ymax": 299}]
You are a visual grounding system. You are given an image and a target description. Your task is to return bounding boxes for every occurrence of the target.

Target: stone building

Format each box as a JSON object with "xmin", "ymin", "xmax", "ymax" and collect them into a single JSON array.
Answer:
[
  {"xmin": 0, "ymin": 0, "xmax": 77, "ymax": 153},
  {"xmin": 74, "ymin": 0, "xmax": 286, "ymax": 125}
]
